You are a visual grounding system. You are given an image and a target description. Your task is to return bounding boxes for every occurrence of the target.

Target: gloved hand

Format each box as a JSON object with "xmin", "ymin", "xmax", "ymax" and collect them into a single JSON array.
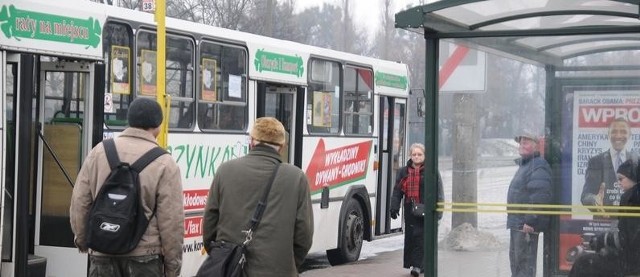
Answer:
[{"xmin": 390, "ymin": 209, "xmax": 399, "ymax": 219}]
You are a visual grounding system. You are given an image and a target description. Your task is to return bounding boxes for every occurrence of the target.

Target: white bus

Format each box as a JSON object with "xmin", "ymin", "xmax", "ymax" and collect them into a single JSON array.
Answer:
[{"xmin": 0, "ymin": 0, "xmax": 410, "ymax": 276}]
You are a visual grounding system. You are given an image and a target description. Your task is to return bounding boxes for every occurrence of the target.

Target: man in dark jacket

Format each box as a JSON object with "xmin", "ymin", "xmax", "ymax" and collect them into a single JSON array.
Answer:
[
  {"xmin": 202, "ymin": 117, "xmax": 314, "ymax": 277},
  {"xmin": 507, "ymin": 133, "xmax": 552, "ymax": 277}
]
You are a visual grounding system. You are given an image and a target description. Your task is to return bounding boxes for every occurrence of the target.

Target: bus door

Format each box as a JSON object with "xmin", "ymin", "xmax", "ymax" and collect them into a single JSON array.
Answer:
[
  {"xmin": 256, "ymin": 82, "xmax": 303, "ymax": 167},
  {"xmin": 35, "ymin": 61, "xmax": 96, "ymax": 276},
  {"xmin": 376, "ymin": 96, "xmax": 407, "ymax": 235},
  {"xmin": 1, "ymin": 56, "xmax": 98, "ymax": 276}
]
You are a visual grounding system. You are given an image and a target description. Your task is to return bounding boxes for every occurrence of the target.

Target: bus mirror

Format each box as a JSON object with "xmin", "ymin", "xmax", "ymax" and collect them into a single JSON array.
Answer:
[{"xmin": 416, "ymin": 97, "xmax": 425, "ymax": 118}]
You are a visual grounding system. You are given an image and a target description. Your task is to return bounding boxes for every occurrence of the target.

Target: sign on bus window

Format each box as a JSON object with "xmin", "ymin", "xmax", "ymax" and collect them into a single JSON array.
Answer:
[
  {"xmin": 140, "ymin": 49, "xmax": 157, "ymax": 96},
  {"xmin": 313, "ymin": 92, "xmax": 333, "ymax": 127},
  {"xmin": 201, "ymin": 58, "xmax": 217, "ymax": 102},
  {"xmin": 111, "ymin": 46, "xmax": 131, "ymax": 95}
]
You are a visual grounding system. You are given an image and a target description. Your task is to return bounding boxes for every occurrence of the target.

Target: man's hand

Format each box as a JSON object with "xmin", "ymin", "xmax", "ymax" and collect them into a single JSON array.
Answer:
[
  {"xmin": 74, "ymin": 237, "xmax": 88, "ymax": 253},
  {"xmin": 390, "ymin": 209, "xmax": 399, "ymax": 219},
  {"xmin": 522, "ymin": 223, "xmax": 534, "ymax": 234},
  {"xmin": 595, "ymin": 183, "xmax": 605, "ymax": 206}
]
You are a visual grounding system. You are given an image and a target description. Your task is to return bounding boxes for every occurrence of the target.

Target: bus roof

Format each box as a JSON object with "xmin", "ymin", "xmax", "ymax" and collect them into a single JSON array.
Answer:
[{"xmin": 2, "ymin": 0, "xmax": 409, "ymax": 96}]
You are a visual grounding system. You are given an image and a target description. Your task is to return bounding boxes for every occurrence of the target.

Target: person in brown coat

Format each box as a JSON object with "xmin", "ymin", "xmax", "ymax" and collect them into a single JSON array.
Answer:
[
  {"xmin": 70, "ymin": 97, "xmax": 184, "ymax": 277},
  {"xmin": 202, "ymin": 117, "xmax": 314, "ymax": 277}
]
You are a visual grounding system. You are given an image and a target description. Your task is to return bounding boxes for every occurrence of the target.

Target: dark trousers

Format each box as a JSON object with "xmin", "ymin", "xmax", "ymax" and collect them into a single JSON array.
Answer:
[
  {"xmin": 89, "ymin": 254, "xmax": 163, "ymax": 277},
  {"xmin": 509, "ymin": 229, "xmax": 539, "ymax": 277},
  {"xmin": 403, "ymin": 212, "xmax": 424, "ymax": 269}
]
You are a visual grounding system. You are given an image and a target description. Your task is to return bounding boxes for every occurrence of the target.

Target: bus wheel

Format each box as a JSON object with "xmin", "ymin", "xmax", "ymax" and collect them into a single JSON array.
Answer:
[{"xmin": 327, "ymin": 198, "xmax": 364, "ymax": 265}]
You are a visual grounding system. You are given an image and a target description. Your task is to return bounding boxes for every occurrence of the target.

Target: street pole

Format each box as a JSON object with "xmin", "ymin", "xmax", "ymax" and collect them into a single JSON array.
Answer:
[{"xmin": 154, "ymin": 0, "xmax": 168, "ymax": 148}]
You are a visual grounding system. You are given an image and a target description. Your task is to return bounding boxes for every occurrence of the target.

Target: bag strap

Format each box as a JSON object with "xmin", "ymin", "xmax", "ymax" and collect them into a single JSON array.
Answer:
[
  {"xmin": 103, "ymin": 139, "xmax": 167, "ymax": 172},
  {"xmin": 248, "ymin": 163, "xmax": 281, "ymax": 232},
  {"xmin": 129, "ymin": 146, "xmax": 167, "ymax": 220},
  {"xmin": 131, "ymin": 147, "xmax": 168, "ymax": 173},
  {"xmin": 103, "ymin": 139, "xmax": 120, "ymax": 170}
]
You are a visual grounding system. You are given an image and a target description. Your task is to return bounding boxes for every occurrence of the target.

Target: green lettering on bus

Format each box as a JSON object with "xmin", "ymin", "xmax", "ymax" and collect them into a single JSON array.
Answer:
[
  {"xmin": 375, "ymin": 71, "xmax": 408, "ymax": 90},
  {"xmin": 254, "ymin": 49, "xmax": 304, "ymax": 77},
  {"xmin": 0, "ymin": 5, "xmax": 101, "ymax": 48}
]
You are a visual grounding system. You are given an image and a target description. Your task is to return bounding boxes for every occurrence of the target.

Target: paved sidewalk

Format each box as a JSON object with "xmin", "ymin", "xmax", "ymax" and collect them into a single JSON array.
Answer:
[
  {"xmin": 301, "ymin": 250, "xmax": 410, "ymax": 277},
  {"xmin": 300, "ymin": 246, "xmax": 542, "ymax": 277}
]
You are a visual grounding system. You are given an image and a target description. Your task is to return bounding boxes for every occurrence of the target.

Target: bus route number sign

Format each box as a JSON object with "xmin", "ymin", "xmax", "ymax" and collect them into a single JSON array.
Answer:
[{"xmin": 142, "ymin": 0, "xmax": 155, "ymax": 12}]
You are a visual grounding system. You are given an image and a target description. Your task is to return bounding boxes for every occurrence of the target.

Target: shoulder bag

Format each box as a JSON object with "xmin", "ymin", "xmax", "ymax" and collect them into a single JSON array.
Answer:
[
  {"xmin": 196, "ymin": 163, "xmax": 281, "ymax": 277},
  {"xmin": 410, "ymin": 199, "xmax": 425, "ymax": 217}
]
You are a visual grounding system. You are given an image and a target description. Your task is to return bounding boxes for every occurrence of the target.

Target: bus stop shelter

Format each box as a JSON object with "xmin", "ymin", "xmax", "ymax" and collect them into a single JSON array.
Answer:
[{"xmin": 396, "ymin": 1, "xmax": 640, "ymax": 276}]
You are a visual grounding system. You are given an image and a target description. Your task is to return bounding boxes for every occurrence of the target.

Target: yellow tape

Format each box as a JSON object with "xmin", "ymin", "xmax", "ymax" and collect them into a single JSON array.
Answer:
[{"xmin": 432, "ymin": 202, "xmax": 640, "ymax": 217}]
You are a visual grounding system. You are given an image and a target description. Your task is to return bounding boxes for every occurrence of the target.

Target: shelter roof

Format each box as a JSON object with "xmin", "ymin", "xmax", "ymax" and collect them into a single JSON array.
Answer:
[{"xmin": 396, "ymin": 0, "xmax": 640, "ymax": 67}]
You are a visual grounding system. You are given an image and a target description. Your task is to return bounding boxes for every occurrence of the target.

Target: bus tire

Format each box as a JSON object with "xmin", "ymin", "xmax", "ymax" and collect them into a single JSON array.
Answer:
[{"xmin": 326, "ymin": 198, "xmax": 364, "ymax": 265}]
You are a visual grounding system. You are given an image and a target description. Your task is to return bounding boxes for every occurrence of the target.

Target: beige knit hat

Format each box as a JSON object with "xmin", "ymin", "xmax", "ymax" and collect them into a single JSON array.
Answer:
[{"xmin": 250, "ymin": 117, "xmax": 286, "ymax": 146}]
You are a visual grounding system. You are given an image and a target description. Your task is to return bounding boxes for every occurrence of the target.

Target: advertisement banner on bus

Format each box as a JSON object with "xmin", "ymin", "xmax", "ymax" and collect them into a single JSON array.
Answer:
[
  {"xmin": 305, "ymin": 138, "xmax": 372, "ymax": 194},
  {"xmin": 0, "ymin": 2, "xmax": 104, "ymax": 59}
]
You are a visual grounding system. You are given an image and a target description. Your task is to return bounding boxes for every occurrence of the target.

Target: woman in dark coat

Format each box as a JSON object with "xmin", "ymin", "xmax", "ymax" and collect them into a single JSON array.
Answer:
[
  {"xmin": 570, "ymin": 159, "xmax": 640, "ymax": 277},
  {"xmin": 389, "ymin": 143, "xmax": 444, "ymax": 277},
  {"xmin": 614, "ymin": 159, "xmax": 640, "ymax": 276}
]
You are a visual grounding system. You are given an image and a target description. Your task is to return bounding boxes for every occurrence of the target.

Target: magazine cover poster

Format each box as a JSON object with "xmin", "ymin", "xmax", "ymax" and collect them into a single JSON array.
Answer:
[{"xmin": 558, "ymin": 90, "xmax": 640, "ymax": 271}]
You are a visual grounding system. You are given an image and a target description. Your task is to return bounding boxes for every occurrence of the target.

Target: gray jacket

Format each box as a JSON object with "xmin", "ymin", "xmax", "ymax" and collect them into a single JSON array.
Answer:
[{"xmin": 202, "ymin": 144, "xmax": 314, "ymax": 277}]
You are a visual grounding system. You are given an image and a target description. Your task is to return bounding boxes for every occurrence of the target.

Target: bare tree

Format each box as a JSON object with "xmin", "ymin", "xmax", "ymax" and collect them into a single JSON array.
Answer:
[{"xmin": 117, "ymin": 0, "xmax": 141, "ymax": 10}]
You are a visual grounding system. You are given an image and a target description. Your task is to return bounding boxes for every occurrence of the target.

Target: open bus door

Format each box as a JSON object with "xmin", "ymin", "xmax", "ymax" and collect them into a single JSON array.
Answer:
[
  {"xmin": 1, "ymin": 55, "xmax": 103, "ymax": 277},
  {"xmin": 35, "ymin": 61, "xmax": 99, "ymax": 276},
  {"xmin": 377, "ymin": 96, "xmax": 407, "ymax": 235},
  {"xmin": 256, "ymin": 82, "xmax": 303, "ymax": 167}
]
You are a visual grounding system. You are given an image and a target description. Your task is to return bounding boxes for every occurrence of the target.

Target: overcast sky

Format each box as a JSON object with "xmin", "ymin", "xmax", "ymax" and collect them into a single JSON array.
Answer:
[{"xmin": 293, "ymin": 0, "xmax": 422, "ymax": 37}]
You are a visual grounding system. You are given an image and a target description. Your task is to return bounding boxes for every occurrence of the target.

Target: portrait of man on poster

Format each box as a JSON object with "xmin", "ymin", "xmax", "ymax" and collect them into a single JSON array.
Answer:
[{"xmin": 581, "ymin": 117, "xmax": 631, "ymax": 214}]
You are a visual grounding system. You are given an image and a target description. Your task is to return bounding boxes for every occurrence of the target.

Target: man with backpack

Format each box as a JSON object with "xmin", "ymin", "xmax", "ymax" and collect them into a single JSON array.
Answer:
[{"xmin": 70, "ymin": 97, "xmax": 184, "ymax": 277}]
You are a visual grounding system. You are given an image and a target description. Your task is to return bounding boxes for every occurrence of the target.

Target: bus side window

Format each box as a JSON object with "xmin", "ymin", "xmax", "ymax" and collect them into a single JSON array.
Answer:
[
  {"xmin": 176, "ymin": 102, "xmax": 195, "ymax": 129},
  {"xmin": 197, "ymin": 103, "xmax": 214, "ymax": 129},
  {"xmin": 103, "ymin": 21, "xmax": 133, "ymax": 130},
  {"xmin": 344, "ymin": 67, "xmax": 373, "ymax": 135},
  {"xmin": 307, "ymin": 59, "xmax": 341, "ymax": 135}
]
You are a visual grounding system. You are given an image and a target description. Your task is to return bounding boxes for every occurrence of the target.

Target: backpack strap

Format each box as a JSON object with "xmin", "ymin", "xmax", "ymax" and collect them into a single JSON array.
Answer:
[
  {"xmin": 129, "ymin": 146, "xmax": 167, "ymax": 221},
  {"xmin": 102, "ymin": 139, "xmax": 121, "ymax": 170},
  {"xmin": 130, "ymin": 147, "xmax": 168, "ymax": 173}
]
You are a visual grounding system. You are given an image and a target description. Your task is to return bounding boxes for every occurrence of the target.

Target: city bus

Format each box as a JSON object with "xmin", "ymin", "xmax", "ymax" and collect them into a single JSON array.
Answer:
[{"xmin": 0, "ymin": 0, "xmax": 410, "ymax": 275}]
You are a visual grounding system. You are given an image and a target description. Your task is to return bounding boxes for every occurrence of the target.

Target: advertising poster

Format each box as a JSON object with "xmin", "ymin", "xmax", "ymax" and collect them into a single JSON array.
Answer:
[
  {"xmin": 140, "ymin": 49, "xmax": 157, "ymax": 96},
  {"xmin": 201, "ymin": 58, "xmax": 217, "ymax": 101},
  {"xmin": 559, "ymin": 90, "xmax": 640, "ymax": 271},
  {"xmin": 313, "ymin": 91, "xmax": 332, "ymax": 127},
  {"xmin": 111, "ymin": 46, "xmax": 130, "ymax": 95}
]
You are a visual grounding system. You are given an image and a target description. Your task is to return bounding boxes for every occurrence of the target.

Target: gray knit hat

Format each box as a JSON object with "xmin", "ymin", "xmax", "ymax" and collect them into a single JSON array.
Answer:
[{"xmin": 127, "ymin": 97, "xmax": 163, "ymax": 129}]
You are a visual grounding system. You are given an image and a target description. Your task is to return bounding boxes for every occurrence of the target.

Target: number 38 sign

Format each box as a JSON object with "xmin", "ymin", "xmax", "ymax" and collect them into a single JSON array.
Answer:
[{"xmin": 142, "ymin": 0, "xmax": 155, "ymax": 12}]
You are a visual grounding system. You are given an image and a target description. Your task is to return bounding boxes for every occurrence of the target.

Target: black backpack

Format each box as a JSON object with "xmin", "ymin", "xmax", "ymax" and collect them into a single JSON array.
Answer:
[{"xmin": 86, "ymin": 139, "xmax": 167, "ymax": 255}]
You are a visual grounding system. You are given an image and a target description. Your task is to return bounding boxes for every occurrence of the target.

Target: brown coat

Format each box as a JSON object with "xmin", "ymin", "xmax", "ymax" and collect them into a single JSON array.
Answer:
[
  {"xmin": 70, "ymin": 128, "xmax": 184, "ymax": 277},
  {"xmin": 202, "ymin": 145, "xmax": 314, "ymax": 277}
]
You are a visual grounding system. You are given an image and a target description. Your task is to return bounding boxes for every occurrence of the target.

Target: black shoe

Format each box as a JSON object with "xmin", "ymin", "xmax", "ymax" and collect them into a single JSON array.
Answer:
[{"xmin": 410, "ymin": 267, "xmax": 420, "ymax": 276}]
